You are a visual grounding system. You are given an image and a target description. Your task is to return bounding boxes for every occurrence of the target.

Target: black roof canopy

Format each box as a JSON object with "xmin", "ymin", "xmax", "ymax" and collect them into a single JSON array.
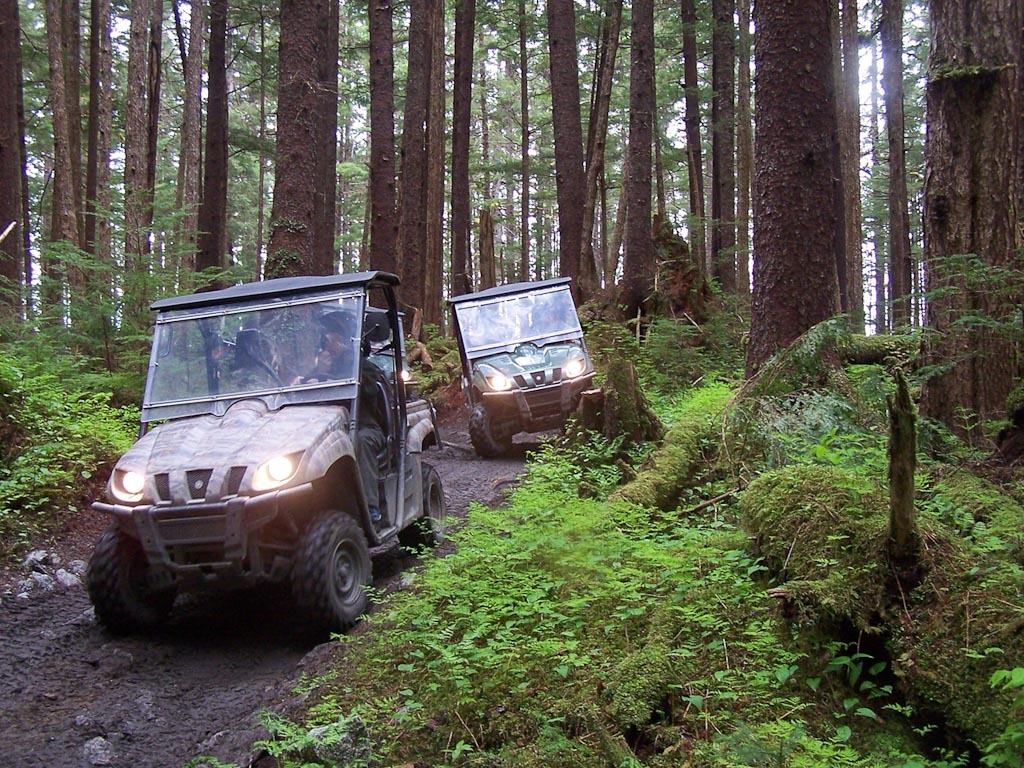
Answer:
[
  {"xmin": 151, "ymin": 271, "xmax": 400, "ymax": 312},
  {"xmin": 447, "ymin": 277, "xmax": 572, "ymax": 306}
]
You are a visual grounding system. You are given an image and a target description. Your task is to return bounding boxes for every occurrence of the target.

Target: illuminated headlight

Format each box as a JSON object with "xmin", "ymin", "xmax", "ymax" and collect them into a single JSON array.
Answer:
[
  {"xmin": 112, "ymin": 469, "xmax": 145, "ymax": 503},
  {"xmin": 563, "ymin": 357, "xmax": 587, "ymax": 379},
  {"xmin": 399, "ymin": 368, "xmax": 411, "ymax": 382},
  {"xmin": 485, "ymin": 371, "xmax": 512, "ymax": 391},
  {"xmin": 253, "ymin": 453, "xmax": 301, "ymax": 491}
]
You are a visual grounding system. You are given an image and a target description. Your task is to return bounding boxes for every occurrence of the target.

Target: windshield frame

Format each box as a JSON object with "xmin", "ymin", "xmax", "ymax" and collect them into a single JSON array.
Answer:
[{"xmin": 141, "ymin": 288, "xmax": 366, "ymax": 423}]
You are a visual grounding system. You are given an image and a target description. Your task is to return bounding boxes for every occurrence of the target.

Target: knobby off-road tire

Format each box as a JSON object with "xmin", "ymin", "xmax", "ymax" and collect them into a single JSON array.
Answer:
[
  {"xmin": 399, "ymin": 462, "xmax": 447, "ymax": 550},
  {"xmin": 469, "ymin": 404, "xmax": 514, "ymax": 458},
  {"xmin": 291, "ymin": 510, "xmax": 371, "ymax": 632},
  {"xmin": 87, "ymin": 525, "xmax": 177, "ymax": 634}
]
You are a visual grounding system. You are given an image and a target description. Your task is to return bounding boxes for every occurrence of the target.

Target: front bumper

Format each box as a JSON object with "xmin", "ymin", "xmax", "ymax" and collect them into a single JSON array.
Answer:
[
  {"xmin": 92, "ymin": 481, "xmax": 314, "ymax": 583},
  {"xmin": 481, "ymin": 372, "xmax": 595, "ymax": 431}
]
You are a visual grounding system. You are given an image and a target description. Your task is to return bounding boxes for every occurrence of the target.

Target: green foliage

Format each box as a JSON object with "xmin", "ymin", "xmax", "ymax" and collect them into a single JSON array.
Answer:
[
  {"xmin": 982, "ymin": 668, "xmax": 1024, "ymax": 767},
  {"xmin": 0, "ymin": 350, "xmax": 135, "ymax": 558}
]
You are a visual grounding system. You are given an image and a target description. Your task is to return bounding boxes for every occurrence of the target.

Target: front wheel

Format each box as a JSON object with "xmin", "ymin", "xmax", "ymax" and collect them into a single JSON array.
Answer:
[
  {"xmin": 469, "ymin": 404, "xmax": 514, "ymax": 458},
  {"xmin": 399, "ymin": 462, "xmax": 447, "ymax": 550},
  {"xmin": 292, "ymin": 511, "xmax": 371, "ymax": 632},
  {"xmin": 87, "ymin": 525, "xmax": 177, "ymax": 634}
]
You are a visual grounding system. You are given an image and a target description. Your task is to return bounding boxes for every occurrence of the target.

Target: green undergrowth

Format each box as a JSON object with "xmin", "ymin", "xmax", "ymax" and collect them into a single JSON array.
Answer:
[
  {"xmin": 264, "ymin": 400, "xmax": 967, "ymax": 767},
  {"xmin": 0, "ymin": 349, "xmax": 136, "ymax": 559}
]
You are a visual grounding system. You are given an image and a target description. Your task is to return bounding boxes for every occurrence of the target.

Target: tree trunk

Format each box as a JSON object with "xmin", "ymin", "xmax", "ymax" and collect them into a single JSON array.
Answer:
[
  {"xmin": 869, "ymin": 35, "xmax": 887, "ymax": 333},
  {"xmin": 312, "ymin": 0, "xmax": 339, "ymax": 273},
  {"xmin": 881, "ymin": 0, "xmax": 914, "ymax": 328},
  {"xmin": 681, "ymin": 0, "xmax": 706, "ymax": 273},
  {"xmin": 710, "ymin": 0, "xmax": 736, "ymax": 293},
  {"xmin": 546, "ymin": 0, "xmax": 585, "ymax": 294},
  {"xmin": 621, "ymin": 0, "xmax": 654, "ymax": 317},
  {"xmin": 747, "ymin": 0, "xmax": 841, "ymax": 375},
  {"xmin": 266, "ymin": 0, "xmax": 323, "ymax": 278},
  {"xmin": 144, "ymin": 0, "xmax": 163, "ymax": 252},
  {"xmin": 478, "ymin": 207, "xmax": 495, "ymax": 290},
  {"xmin": 171, "ymin": 0, "xmax": 203, "ymax": 276},
  {"xmin": 62, "ymin": 0, "xmax": 84, "ymax": 253},
  {"xmin": 0, "ymin": 0, "xmax": 23, "ymax": 315},
  {"xmin": 450, "ymin": 0, "xmax": 476, "ymax": 297},
  {"xmin": 735, "ymin": 0, "xmax": 752, "ymax": 297},
  {"xmin": 920, "ymin": 0, "xmax": 1023, "ymax": 436},
  {"xmin": 368, "ymin": 0, "xmax": 397, "ymax": 275},
  {"xmin": 888, "ymin": 369, "xmax": 918, "ymax": 563},
  {"xmin": 517, "ymin": 0, "xmax": 529, "ymax": 283},
  {"xmin": 423, "ymin": 0, "xmax": 445, "ymax": 326},
  {"xmin": 581, "ymin": 0, "xmax": 622, "ymax": 294},
  {"xmin": 397, "ymin": 0, "xmax": 433, "ymax": 309},
  {"xmin": 124, "ymin": 0, "xmax": 153, "ymax": 322},
  {"xmin": 840, "ymin": 0, "xmax": 863, "ymax": 328},
  {"xmin": 196, "ymin": 0, "xmax": 227, "ymax": 286}
]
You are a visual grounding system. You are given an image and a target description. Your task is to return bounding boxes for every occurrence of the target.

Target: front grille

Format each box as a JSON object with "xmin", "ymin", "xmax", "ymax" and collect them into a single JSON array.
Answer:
[
  {"xmin": 227, "ymin": 466, "xmax": 247, "ymax": 496},
  {"xmin": 523, "ymin": 386, "xmax": 563, "ymax": 419},
  {"xmin": 157, "ymin": 512, "xmax": 227, "ymax": 544},
  {"xmin": 186, "ymin": 469, "xmax": 213, "ymax": 500},
  {"xmin": 154, "ymin": 473, "xmax": 171, "ymax": 501}
]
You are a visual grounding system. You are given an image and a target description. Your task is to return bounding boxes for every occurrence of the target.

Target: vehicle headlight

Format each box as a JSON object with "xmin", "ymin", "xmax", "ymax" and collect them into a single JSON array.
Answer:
[
  {"xmin": 253, "ymin": 453, "xmax": 301, "ymax": 491},
  {"xmin": 112, "ymin": 469, "xmax": 145, "ymax": 503},
  {"xmin": 486, "ymin": 371, "xmax": 511, "ymax": 391},
  {"xmin": 399, "ymin": 368, "xmax": 411, "ymax": 382},
  {"xmin": 563, "ymin": 357, "xmax": 586, "ymax": 379}
]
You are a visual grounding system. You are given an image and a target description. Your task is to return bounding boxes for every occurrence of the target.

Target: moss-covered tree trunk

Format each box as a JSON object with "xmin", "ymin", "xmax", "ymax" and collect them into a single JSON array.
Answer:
[{"xmin": 888, "ymin": 369, "xmax": 918, "ymax": 562}]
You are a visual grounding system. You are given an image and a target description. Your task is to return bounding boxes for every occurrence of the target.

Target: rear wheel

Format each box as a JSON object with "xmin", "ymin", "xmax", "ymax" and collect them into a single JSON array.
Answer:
[
  {"xmin": 292, "ymin": 511, "xmax": 370, "ymax": 632},
  {"xmin": 399, "ymin": 462, "xmax": 447, "ymax": 550},
  {"xmin": 87, "ymin": 525, "xmax": 177, "ymax": 634},
  {"xmin": 469, "ymin": 404, "xmax": 514, "ymax": 458}
]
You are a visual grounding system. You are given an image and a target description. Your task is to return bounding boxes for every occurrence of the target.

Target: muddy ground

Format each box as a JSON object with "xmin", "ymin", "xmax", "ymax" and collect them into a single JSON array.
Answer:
[{"xmin": 0, "ymin": 416, "xmax": 535, "ymax": 768}]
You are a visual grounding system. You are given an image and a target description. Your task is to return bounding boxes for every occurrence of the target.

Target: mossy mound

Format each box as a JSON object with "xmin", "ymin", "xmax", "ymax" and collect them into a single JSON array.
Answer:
[
  {"xmin": 739, "ymin": 464, "xmax": 1024, "ymax": 751},
  {"xmin": 738, "ymin": 465, "xmax": 891, "ymax": 631}
]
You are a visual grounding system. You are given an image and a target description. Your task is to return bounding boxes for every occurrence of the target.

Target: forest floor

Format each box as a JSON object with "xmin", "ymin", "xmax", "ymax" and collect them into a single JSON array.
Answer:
[{"xmin": 0, "ymin": 409, "xmax": 534, "ymax": 768}]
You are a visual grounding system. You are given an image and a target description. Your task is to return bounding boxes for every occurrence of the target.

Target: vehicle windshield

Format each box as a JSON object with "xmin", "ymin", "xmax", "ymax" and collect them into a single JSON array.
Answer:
[
  {"xmin": 455, "ymin": 286, "xmax": 580, "ymax": 353},
  {"xmin": 144, "ymin": 291, "xmax": 365, "ymax": 419}
]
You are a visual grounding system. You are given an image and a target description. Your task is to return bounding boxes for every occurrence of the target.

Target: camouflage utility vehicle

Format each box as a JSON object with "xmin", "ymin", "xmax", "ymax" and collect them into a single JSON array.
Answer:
[
  {"xmin": 449, "ymin": 277, "xmax": 595, "ymax": 457},
  {"xmin": 88, "ymin": 272, "xmax": 445, "ymax": 633}
]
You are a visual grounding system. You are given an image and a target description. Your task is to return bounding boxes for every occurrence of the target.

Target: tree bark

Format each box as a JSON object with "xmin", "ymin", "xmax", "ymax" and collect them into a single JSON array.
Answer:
[
  {"xmin": 681, "ymin": 0, "xmax": 706, "ymax": 273},
  {"xmin": 621, "ymin": 0, "xmax": 655, "ymax": 317},
  {"xmin": 171, "ymin": 0, "xmax": 203, "ymax": 275},
  {"xmin": 888, "ymin": 369, "xmax": 918, "ymax": 562},
  {"xmin": 710, "ymin": 0, "xmax": 736, "ymax": 293},
  {"xmin": 747, "ymin": 0, "xmax": 841, "ymax": 375},
  {"xmin": 196, "ymin": 0, "xmax": 227, "ymax": 286},
  {"xmin": 450, "ymin": 0, "xmax": 476, "ymax": 297},
  {"xmin": 547, "ymin": 0, "xmax": 585, "ymax": 295},
  {"xmin": 124, "ymin": 0, "xmax": 153, "ymax": 318},
  {"xmin": 735, "ymin": 0, "xmax": 753, "ymax": 296},
  {"xmin": 0, "ymin": 0, "xmax": 23, "ymax": 314},
  {"xmin": 920, "ymin": 0, "xmax": 1023, "ymax": 436},
  {"xmin": 266, "ymin": 0, "xmax": 323, "ymax": 278},
  {"xmin": 581, "ymin": 0, "xmax": 622, "ymax": 294},
  {"xmin": 840, "ymin": 0, "xmax": 863, "ymax": 328},
  {"xmin": 423, "ymin": 0, "xmax": 445, "ymax": 326},
  {"xmin": 881, "ymin": 0, "xmax": 914, "ymax": 328},
  {"xmin": 517, "ymin": 0, "xmax": 530, "ymax": 283},
  {"xmin": 312, "ymin": 0, "xmax": 339, "ymax": 273},
  {"xmin": 368, "ymin": 0, "xmax": 397, "ymax": 275},
  {"xmin": 479, "ymin": 207, "xmax": 495, "ymax": 290}
]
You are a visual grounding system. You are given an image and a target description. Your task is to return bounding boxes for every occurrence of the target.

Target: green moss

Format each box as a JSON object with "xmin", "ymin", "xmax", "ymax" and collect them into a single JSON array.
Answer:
[
  {"xmin": 606, "ymin": 642, "xmax": 674, "ymax": 729},
  {"xmin": 923, "ymin": 467, "xmax": 1024, "ymax": 562},
  {"xmin": 738, "ymin": 465, "xmax": 890, "ymax": 629},
  {"xmin": 611, "ymin": 383, "xmax": 733, "ymax": 511}
]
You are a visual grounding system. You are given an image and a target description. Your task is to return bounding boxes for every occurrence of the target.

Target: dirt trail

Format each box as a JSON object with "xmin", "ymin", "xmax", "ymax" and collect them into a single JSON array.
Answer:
[{"xmin": 0, "ymin": 416, "xmax": 531, "ymax": 768}]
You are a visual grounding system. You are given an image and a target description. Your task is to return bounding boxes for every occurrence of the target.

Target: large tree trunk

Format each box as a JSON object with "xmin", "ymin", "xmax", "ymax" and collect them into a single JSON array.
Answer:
[
  {"xmin": 920, "ymin": 0, "xmax": 1023, "ymax": 436},
  {"xmin": 0, "ymin": 0, "xmax": 23, "ymax": 315},
  {"xmin": 621, "ymin": 0, "xmax": 655, "ymax": 317},
  {"xmin": 124, "ymin": 0, "xmax": 153, "ymax": 323},
  {"xmin": 196, "ymin": 0, "xmax": 227, "ymax": 286},
  {"xmin": 869, "ymin": 36, "xmax": 887, "ymax": 334},
  {"xmin": 368, "ymin": 0, "xmax": 396, "ymax": 275},
  {"xmin": 680, "ymin": 0, "xmax": 706, "ymax": 273},
  {"xmin": 888, "ymin": 369, "xmax": 918, "ymax": 563},
  {"xmin": 397, "ymin": 0, "xmax": 433, "ymax": 310},
  {"xmin": 546, "ymin": 0, "xmax": 585, "ymax": 294},
  {"xmin": 450, "ymin": 0, "xmax": 476, "ymax": 297},
  {"xmin": 313, "ymin": 0, "xmax": 339, "ymax": 273},
  {"xmin": 881, "ymin": 0, "xmax": 914, "ymax": 327},
  {"xmin": 266, "ymin": 0, "xmax": 323, "ymax": 278},
  {"xmin": 747, "ymin": 0, "xmax": 841, "ymax": 375},
  {"xmin": 710, "ymin": 0, "xmax": 736, "ymax": 293},
  {"xmin": 144, "ymin": 0, "xmax": 163, "ymax": 253}
]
